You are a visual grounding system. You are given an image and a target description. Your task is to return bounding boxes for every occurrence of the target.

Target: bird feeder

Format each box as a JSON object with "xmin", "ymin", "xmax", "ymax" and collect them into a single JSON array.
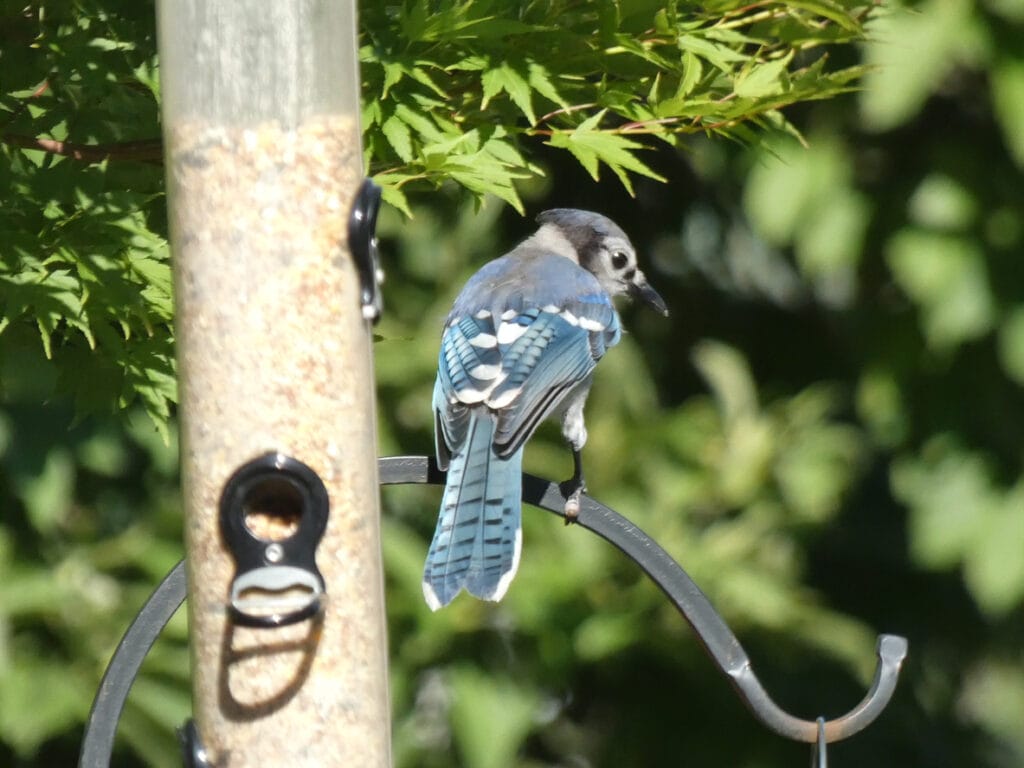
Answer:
[{"xmin": 155, "ymin": 0, "xmax": 390, "ymax": 764}]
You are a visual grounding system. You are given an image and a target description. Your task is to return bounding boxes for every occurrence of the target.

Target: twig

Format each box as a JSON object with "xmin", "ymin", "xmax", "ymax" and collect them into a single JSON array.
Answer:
[
  {"xmin": 619, "ymin": 116, "xmax": 683, "ymax": 132},
  {"xmin": 536, "ymin": 102, "xmax": 598, "ymax": 124},
  {"xmin": 1, "ymin": 134, "xmax": 164, "ymax": 163},
  {"xmin": 714, "ymin": 6, "xmax": 787, "ymax": 30}
]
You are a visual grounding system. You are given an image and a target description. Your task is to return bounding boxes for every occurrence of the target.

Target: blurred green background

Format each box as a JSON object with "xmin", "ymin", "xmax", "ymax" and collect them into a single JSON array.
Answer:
[{"xmin": 3, "ymin": 0, "xmax": 1024, "ymax": 766}]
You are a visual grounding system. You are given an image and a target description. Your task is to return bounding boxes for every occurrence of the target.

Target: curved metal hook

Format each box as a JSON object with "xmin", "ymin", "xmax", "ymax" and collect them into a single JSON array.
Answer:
[
  {"xmin": 80, "ymin": 455, "xmax": 906, "ymax": 767},
  {"xmin": 379, "ymin": 455, "xmax": 908, "ymax": 745},
  {"xmin": 80, "ymin": 560, "xmax": 187, "ymax": 767}
]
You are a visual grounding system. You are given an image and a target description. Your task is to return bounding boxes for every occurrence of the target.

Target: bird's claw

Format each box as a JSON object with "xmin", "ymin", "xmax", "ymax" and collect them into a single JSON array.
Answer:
[{"xmin": 561, "ymin": 480, "xmax": 586, "ymax": 525}]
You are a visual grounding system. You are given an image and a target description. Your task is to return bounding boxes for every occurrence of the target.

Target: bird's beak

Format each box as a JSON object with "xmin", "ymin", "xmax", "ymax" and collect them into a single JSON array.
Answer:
[{"xmin": 630, "ymin": 272, "xmax": 669, "ymax": 316}]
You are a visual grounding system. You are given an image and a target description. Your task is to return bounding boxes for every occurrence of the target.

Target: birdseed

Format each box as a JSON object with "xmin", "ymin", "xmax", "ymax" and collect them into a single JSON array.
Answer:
[{"xmin": 167, "ymin": 115, "xmax": 391, "ymax": 766}]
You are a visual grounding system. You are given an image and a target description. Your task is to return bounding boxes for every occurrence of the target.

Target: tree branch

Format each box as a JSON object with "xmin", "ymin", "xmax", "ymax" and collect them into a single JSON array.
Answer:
[{"xmin": 1, "ymin": 133, "xmax": 164, "ymax": 163}]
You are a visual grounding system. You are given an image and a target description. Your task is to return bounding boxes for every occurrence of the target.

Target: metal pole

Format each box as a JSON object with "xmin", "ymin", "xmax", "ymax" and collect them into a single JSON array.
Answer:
[{"xmin": 156, "ymin": 1, "xmax": 390, "ymax": 765}]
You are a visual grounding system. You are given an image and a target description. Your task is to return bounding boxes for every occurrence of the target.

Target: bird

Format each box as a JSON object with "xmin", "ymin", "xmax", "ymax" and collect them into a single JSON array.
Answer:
[{"xmin": 422, "ymin": 208, "xmax": 668, "ymax": 610}]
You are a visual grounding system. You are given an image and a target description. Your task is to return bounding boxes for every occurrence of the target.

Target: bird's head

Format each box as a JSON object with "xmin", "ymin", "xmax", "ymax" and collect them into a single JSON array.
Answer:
[{"xmin": 536, "ymin": 208, "xmax": 669, "ymax": 316}]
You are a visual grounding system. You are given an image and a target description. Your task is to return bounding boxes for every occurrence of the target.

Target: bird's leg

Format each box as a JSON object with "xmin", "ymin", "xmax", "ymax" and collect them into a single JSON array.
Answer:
[
  {"xmin": 559, "ymin": 385, "xmax": 592, "ymax": 523},
  {"xmin": 561, "ymin": 448, "xmax": 587, "ymax": 524}
]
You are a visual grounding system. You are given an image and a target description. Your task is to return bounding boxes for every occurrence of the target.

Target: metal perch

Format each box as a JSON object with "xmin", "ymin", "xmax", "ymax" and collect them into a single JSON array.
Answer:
[
  {"xmin": 79, "ymin": 455, "xmax": 906, "ymax": 766},
  {"xmin": 380, "ymin": 455, "xmax": 908, "ymax": 745}
]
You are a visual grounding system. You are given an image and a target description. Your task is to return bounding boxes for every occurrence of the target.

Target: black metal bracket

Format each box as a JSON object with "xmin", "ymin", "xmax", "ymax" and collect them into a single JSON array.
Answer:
[
  {"xmin": 382, "ymin": 456, "xmax": 908, "ymax": 745},
  {"xmin": 79, "ymin": 560, "xmax": 187, "ymax": 768},
  {"xmin": 79, "ymin": 455, "xmax": 907, "ymax": 767},
  {"xmin": 348, "ymin": 178, "xmax": 384, "ymax": 324},
  {"xmin": 219, "ymin": 453, "xmax": 330, "ymax": 628},
  {"xmin": 178, "ymin": 719, "xmax": 213, "ymax": 768}
]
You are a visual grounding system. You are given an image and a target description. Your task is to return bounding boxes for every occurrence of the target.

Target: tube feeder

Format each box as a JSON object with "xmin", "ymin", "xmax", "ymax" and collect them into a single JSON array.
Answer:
[{"xmin": 156, "ymin": 0, "xmax": 390, "ymax": 764}]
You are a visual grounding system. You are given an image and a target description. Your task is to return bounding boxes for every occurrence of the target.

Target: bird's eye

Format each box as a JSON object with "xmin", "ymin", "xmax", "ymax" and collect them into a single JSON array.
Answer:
[{"xmin": 611, "ymin": 251, "xmax": 629, "ymax": 270}]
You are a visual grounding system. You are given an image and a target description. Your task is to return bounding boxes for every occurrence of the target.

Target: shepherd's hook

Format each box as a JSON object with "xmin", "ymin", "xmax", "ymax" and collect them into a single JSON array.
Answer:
[
  {"xmin": 378, "ymin": 456, "xmax": 909, "ymax": 745},
  {"xmin": 80, "ymin": 456, "xmax": 906, "ymax": 767}
]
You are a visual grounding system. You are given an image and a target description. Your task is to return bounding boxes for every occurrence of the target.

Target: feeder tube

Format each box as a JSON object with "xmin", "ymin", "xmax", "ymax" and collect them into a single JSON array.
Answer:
[{"xmin": 156, "ymin": 1, "xmax": 390, "ymax": 764}]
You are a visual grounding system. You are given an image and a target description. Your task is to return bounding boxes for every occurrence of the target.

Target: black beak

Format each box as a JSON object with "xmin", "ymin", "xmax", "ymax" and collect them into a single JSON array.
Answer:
[{"xmin": 630, "ymin": 275, "xmax": 669, "ymax": 316}]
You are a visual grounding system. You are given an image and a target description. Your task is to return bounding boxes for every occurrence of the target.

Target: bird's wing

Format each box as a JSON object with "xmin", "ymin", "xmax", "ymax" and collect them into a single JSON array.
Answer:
[
  {"xmin": 489, "ymin": 298, "xmax": 619, "ymax": 457},
  {"xmin": 433, "ymin": 314, "xmax": 494, "ymax": 469}
]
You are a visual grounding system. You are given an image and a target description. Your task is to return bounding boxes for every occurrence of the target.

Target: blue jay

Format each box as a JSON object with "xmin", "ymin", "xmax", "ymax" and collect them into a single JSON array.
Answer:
[{"xmin": 423, "ymin": 209, "xmax": 668, "ymax": 610}]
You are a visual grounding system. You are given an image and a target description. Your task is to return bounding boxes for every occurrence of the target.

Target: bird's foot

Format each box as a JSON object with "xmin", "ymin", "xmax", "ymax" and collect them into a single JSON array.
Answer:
[{"xmin": 560, "ymin": 477, "xmax": 587, "ymax": 525}]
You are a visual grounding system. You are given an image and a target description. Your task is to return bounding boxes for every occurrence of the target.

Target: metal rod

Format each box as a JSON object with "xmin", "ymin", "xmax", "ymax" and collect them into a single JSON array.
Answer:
[
  {"xmin": 79, "ymin": 456, "xmax": 904, "ymax": 762},
  {"xmin": 379, "ymin": 456, "xmax": 908, "ymax": 745},
  {"xmin": 156, "ymin": 1, "xmax": 390, "ymax": 764},
  {"xmin": 78, "ymin": 563, "xmax": 187, "ymax": 768}
]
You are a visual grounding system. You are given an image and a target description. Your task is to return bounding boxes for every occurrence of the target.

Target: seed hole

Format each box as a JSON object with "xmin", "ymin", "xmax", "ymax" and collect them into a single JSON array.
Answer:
[{"xmin": 243, "ymin": 477, "xmax": 303, "ymax": 541}]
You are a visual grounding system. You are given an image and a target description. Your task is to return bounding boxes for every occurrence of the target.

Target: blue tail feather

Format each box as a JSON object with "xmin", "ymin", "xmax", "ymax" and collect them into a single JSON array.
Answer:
[{"xmin": 423, "ymin": 414, "xmax": 523, "ymax": 610}]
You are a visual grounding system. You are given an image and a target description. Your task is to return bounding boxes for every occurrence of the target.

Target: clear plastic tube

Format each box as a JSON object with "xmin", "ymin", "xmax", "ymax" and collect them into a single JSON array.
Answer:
[
  {"xmin": 157, "ymin": 1, "xmax": 390, "ymax": 764},
  {"xmin": 158, "ymin": 0, "xmax": 360, "ymax": 126}
]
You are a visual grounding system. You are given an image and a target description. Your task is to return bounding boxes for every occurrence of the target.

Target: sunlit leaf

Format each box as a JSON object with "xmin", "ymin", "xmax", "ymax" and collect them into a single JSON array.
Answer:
[
  {"xmin": 991, "ymin": 58, "xmax": 1024, "ymax": 167},
  {"xmin": 547, "ymin": 113, "xmax": 666, "ymax": 194},
  {"xmin": 998, "ymin": 306, "xmax": 1024, "ymax": 385},
  {"xmin": 886, "ymin": 229, "xmax": 994, "ymax": 350},
  {"xmin": 965, "ymin": 485, "xmax": 1024, "ymax": 615},
  {"xmin": 860, "ymin": 0, "xmax": 979, "ymax": 130},
  {"xmin": 734, "ymin": 53, "xmax": 793, "ymax": 99},
  {"xmin": 481, "ymin": 61, "xmax": 536, "ymax": 125},
  {"xmin": 449, "ymin": 668, "xmax": 538, "ymax": 768}
]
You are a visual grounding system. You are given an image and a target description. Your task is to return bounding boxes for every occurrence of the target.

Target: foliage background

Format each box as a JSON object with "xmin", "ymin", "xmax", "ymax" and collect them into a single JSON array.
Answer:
[{"xmin": 2, "ymin": 0, "xmax": 1024, "ymax": 766}]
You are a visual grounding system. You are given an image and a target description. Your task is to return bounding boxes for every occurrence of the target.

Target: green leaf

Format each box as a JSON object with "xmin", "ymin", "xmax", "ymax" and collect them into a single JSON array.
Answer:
[
  {"xmin": 677, "ymin": 33, "xmax": 748, "ymax": 72},
  {"xmin": 991, "ymin": 58, "xmax": 1024, "ymax": 167},
  {"xmin": 689, "ymin": 341, "xmax": 778, "ymax": 506},
  {"xmin": 775, "ymin": 418, "xmax": 863, "ymax": 521},
  {"xmin": 526, "ymin": 60, "xmax": 566, "ymax": 110},
  {"xmin": 965, "ymin": 485, "xmax": 1024, "ymax": 615},
  {"xmin": 796, "ymin": 188, "xmax": 869, "ymax": 281},
  {"xmin": 960, "ymin": 661, "xmax": 1024, "ymax": 751},
  {"xmin": 133, "ymin": 58, "xmax": 160, "ymax": 100},
  {"xmin": 886, "ymin": 229, "xmax": 994, "ymax": 350},
  {"xmin": 784, "ymin": 0, "xmax": 863, "ymax": 32},
  {"xmin": 734, "ymin": 53, "xmax": 793, "ymax": 99},
  {"xmin": 382, "ymin": 60, "xmax": 405, "ymax": 96},
  {"xmin": 692, "ymin": 339, "xmax": 760, "ymax": 425},
  {"xmin": 393, "ymin": 102, "xmax": 445, "ymax": 143},
  {"xmin": 444, "ymin": 153, "xmax": 527, "ymax": 212},
  {"xmin": 743, "ymin": 136, "xmax": 849, "ymax": 245},
  {"xmin": 547, "ymin": 112, "xmax": 666, "ymax": 194},
  {"xmin": 607, "ymin": 33, "xmax": 680, "ymax": 71},
  {"xmin": 860, "ymin": 0, "xmax": 979, "ymax": 130},
  {"xmin": 907, "ymin": 173, "xmax": 977, "ymax": 231},
  {"xmin": 449, "ymin": 668, "xmax": 539, "ymax": 768},
  {"xmin": 481, "ymin": 61, "xmax": 536, "ymax": 125},
  {"xmin": 574, "ymin": 611, "xmax": 640, "ymax": 659},
  {"xmin": 680, "ymin": 50, "xmax": 703, "ymax": 96},
  {"xmin": 896, "ymin": 440, "xmax": 1024, "ymax": 616},
  {"xmin": 382, "ymin": 114, "xmax": 415, "ymax": 162},
  {"xmin": 16, "ymin": 447, "xmax": 75, "ymax": 535},
  {"xmin": 856, "ymin": 368, "xmax": 908, "ymax": 447},
  {"xmin": 0, "ymin": 660, "xmax": 88, "ymax": 756},
  {"xmin": 997, "ymin": 305, "xmax": 1024, "ymax": 385},
  {"xmin": 373, "ymin": 173, "xmax": 415, "ymax": 218},
  {"xmin": 893, "ymin": 440, "xmax": 995, "ymax": 569}
]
